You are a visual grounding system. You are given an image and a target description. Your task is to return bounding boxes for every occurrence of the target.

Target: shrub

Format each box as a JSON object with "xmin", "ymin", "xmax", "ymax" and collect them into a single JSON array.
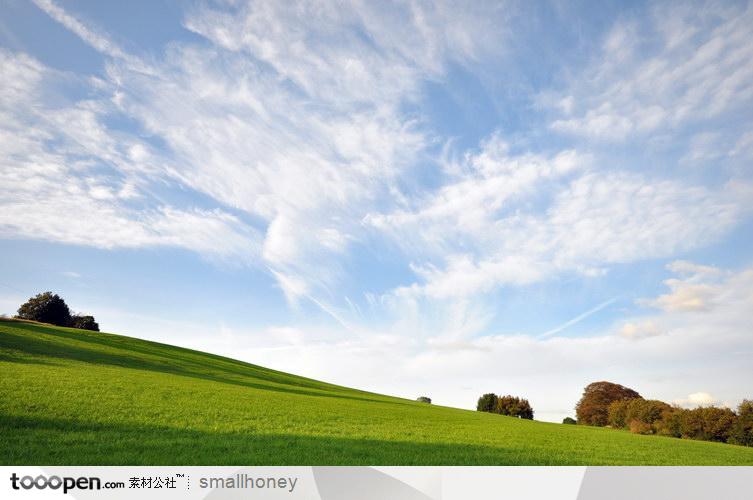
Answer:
[
  {"xmin": 495, "ymin": 395, "xmax": 534, "ymax": 419},
  {"xmin": 416, "ymin": 396, "xmax": 431, "ymax": 404},
  {"xmin": 562, "ymin": 417, "xmax": 577, "ymax": 425},
  {"xmin": 729, "ymin": 400, "xmax": 753, "ymax": 447},
  {"xmin": 575, "ymin": 381, "xmax": 641, "ymax": 426},
  {"xmin": 70, "ymin": 314, "xmax": 99, "ymax": 332},
  {"xmin": 477, "ymin": 393, "xmax": 498, "ymax": 413},
  {"xmin": 629, "ymin": 419, "xmax": 652, "ymax": 435},
  {"xmin": 17, "ymin": 292, "xmax": 71, "ymax": 327}
]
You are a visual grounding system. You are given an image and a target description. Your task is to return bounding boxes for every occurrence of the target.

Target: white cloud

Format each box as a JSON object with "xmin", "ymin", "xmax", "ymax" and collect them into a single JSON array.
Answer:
[
  {"xmin": 88, "ymin": 0, "xmax": 506, "ymax": 300},
  {"xmin": 181, "ymin": 284, "xmax": 751, "ymax": 422},
  {"xmin": 207, "ymin": 261, "xmax": 752, "ymax": 422},
  {"xmin": 667, "ymin": 260, "xmax": 723, "ymax": 277},
  {"xmin": 549, "ymin": 2, "xmax": 753, "ymax": 141},
  {"xmin": 673, "ymin": 392, "xmax": 718, "ymax": 408},
  {"xmin": 681, "ymin": 132, "xmax": 725, "ymax": 165},
  {"xmin": 648, "ymin": 281, "xmax": 719, "ymax": 313},
  {"xmin": 17, "ymin": 0, "xmax": 752, "ymax": 312},
  {"xmin": 6, "ymin": 1, "xmax": 448, "ymax": 293},
  {"xmin": 0, "ymin": 0, "xmax": 517, "ymax": 325},
  {"xmin": 369, "ymin": 135, "xmax": 742, "ymax": 300},
  {"xmin": 619, "ymin": 320, "xmax": 662, "ymax": 340},
  {"xmin": 729, "ymin": 130, "xmax": 753, "ymax": 159},
  {"xmin": 641, "ymin": 261, "xmax": 728, "ymax": 312},
  {"xmin": 30, "ymin": 0, "xmax": 127, "ymax": 59},
  {"xmin": 29, "ymin": 0, "xmax": 148, "ymax": 73},
  {"xmin": 0, "ymin": 48, "xmax": 261, "ymax": 263}
]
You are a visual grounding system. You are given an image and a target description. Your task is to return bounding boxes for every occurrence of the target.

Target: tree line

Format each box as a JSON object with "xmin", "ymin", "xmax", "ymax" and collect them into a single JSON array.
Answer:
[
  {"xmin": 476, "ymin": 393, "xmax": 534, "ymax": 419},
  {"xmin": 14, "ymin": 292, "xmax": 99, "ymax": 332},
  {"xmin": 572, "ymin": 381, "xmax": 753, "ymax": 447},
  {"xmin": 473, "ymin": 381, "xmax": 752, "ymax": 447}
]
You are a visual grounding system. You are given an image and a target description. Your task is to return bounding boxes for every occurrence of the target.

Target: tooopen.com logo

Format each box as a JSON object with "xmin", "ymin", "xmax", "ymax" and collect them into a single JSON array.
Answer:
[{"xmin": 10, "ymin": 473, "xmax": 125, "ymax": 494}]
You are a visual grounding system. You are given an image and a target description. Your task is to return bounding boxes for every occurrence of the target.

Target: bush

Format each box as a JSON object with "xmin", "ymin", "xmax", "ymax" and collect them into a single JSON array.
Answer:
[
  {"xmin": 17, "ymin": 292, "xmax": 71, "ymax": 327},
  {"xmin": 575, "ymin": 381, "xmax": 641, "ymax": 426},
  {"xmin": 562, "ymin": 417, "xmax": 577, "ymax": 425},
  {"xmin": 495, "ymin": 395, "xmax": 534, "ymax": 419},
  {"xmin": 729, "ymin": 400, "xmax": 753, "ymax": 447},
  {"xmin": 477, "ymin": 393, "xmax": 498, "ymax": 413},
  {"xmin": 416, "ymin": 396, "xmax": 431, "ymax": 404},
  {"xmin": 629, "ymin": 419, "xmax": 652, "ymax": 435},
  {"xmin": 70, "ymin": 314, "xmax": 99, "ymax": 332}
]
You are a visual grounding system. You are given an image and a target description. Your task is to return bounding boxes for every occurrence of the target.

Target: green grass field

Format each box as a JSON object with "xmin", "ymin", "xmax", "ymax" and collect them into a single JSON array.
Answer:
[{"xmin": 2, "ymin": 318, "xmax": 752, "ymax": 465}]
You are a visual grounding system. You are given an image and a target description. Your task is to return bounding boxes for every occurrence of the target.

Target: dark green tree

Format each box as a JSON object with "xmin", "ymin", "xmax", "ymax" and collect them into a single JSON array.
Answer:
[
  {"xmin": 562, "ymin": 417, "xmax": 577, "ymax": 425},
  {"xmin": 17, "ymin": 292, "xmax": 71, "ymax": 327},
  {"xmin": 491, "ymin": 395, "xmax": 534, "ymax": 419},
  {"xmin": 730, "ymin": 400, "xmax": 753, "ymax": 447},
  {"xmin": 477, "ymin": 393, "xmax": 498, "ymax": 412},
  {"xmin": 516, "ymin": 398, "xmax": 534, "ymax": 420},
  {"xmin": 70, "ymin": 314, "xmax": 99, "ymax": 332}
]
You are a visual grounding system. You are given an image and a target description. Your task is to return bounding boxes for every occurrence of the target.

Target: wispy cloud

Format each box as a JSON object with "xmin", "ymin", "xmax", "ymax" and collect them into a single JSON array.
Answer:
[
  {"xmin": 369, "ymin": 133, "xmax": 743, "ymax": 301},
  {"xmin": 29, "ymin": 0, "xmax": 144, "ymax": 69},
  {"xmin": 548, "ymin": 2, "xmax": 753, "ymax": 142},
  {"xmin": 0, "ymin": 48, "xmax": 261, "ymax": 263}
]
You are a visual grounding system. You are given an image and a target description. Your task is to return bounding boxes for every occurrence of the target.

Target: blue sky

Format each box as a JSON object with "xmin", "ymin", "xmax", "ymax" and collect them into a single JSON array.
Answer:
[{"xmin": 1, "ymin": 0, "xmax": 752, "ymax": 421}]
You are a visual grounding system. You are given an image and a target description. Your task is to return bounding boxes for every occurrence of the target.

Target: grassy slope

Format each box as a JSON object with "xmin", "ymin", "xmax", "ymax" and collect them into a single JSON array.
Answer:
[{"xmin": 2, "ymin": 319, "xmax": 752, "ymax": 465}]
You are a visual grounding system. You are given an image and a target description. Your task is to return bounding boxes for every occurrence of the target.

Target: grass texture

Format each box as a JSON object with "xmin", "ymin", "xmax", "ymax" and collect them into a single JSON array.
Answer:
[{"xmin": 2, "ymin": 318, "xmax": 752, "ymax": 465}]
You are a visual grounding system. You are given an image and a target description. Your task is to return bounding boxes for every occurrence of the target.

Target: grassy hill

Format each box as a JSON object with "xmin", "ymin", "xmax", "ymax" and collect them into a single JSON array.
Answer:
[{"xmin": 2, "ymin": 318, "xmax": 752, "ymax": 465}]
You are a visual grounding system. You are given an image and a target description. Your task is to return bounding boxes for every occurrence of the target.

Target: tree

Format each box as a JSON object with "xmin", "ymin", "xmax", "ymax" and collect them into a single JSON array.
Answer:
[
  {"xmin": 495, "ymin": 395, "xmax": 534, "ymax": 419},
  {"xmin": 654, "ymin": 406, "xmax": 684, "ymax": 438},
  {"xmin": 575, "ymin": 381, "xmax": 641, "ymax": 426},
  {"xmin": 611, "ymin": 399, "xmax": 672, "ymax": 434},
  {"xmin": 517, "ymin": 399, "xmax": 534, "ymax": 420},
  {"xmin": 70, "ymin": 314, "xmax": 99, "ymax": 332},
  {"xmin": 416, "ymin": 396, "xmax": 431, "ymax": 404},
  {"xmin": 495, "ymin": 395, "xmax": 518, "ymax": 416},
  {"xmin": 730, "ymin": 400, "xmax": 753, "ymax": 447},
  {"xmin": 680, "ymin": 406, "xmax": 737, "ymax": 442},
  {"xmin": 625, "ymin": 399, "xmax": 671, "ymax": 432},
  {"xmin": 16, "ymin": 292, "xmax": 71, "ymax": 327},
  {"xmin": 607, "ymin": 399, "xmax": 631, "ymax": 428},
  {"xmin": 703, "ymin": 407, "xmax": 738, "ymax": 443},
  {"xmin": 477, "ymin": 393, "xmax": 498, "ymax": 413},
  {"xmin": 562, "ymin": 417, "xmax": 577, "ymax": 425}
]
